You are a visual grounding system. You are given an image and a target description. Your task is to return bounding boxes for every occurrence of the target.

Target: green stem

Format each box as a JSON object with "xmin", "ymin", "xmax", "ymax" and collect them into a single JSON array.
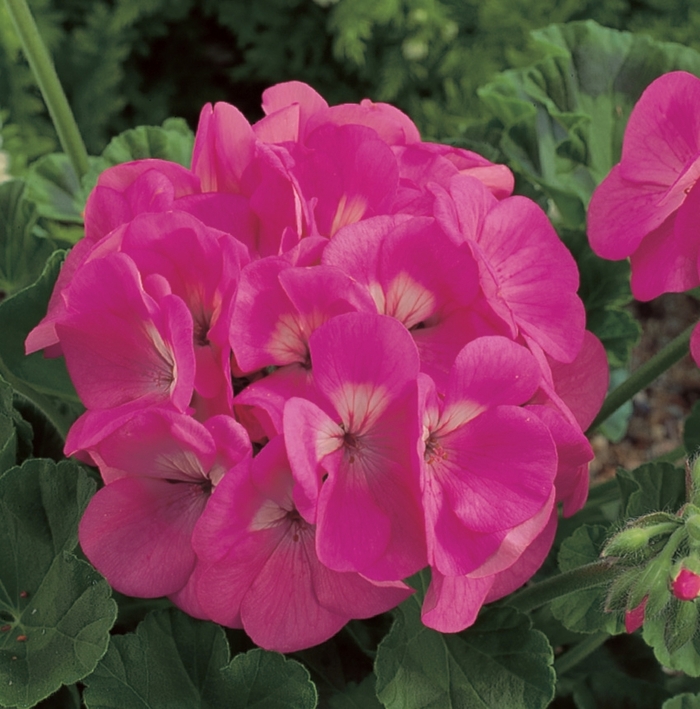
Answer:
[
  {"xmin": 587, "ymin": 322, "xmax": 694, "ymax": 434},
  {"xmin": 553, "ymin": 631, "xmax": 609, "ymax": 676},
  {"xmin": 508, "ymin": 560, "xmax": 618, "ymax": 613},
  {"xmin": 4, "ymin": 0, "xmax": 89, "ymax": 178}
]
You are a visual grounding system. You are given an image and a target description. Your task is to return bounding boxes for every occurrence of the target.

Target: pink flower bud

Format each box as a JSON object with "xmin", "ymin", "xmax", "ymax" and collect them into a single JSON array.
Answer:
[
  {"xmin": 672, "ymin": 566, "xmax": 700, "ymax": 601},
  {"xmin": 625, "ymin": 596, "xmax": 648, "ymax": 633}
]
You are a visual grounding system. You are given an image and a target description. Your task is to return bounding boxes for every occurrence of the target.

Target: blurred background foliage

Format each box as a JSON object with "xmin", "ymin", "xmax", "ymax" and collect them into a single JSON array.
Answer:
[{"xmin": 3, "ymin": 0, "xmax": 700, "ymax": 174}]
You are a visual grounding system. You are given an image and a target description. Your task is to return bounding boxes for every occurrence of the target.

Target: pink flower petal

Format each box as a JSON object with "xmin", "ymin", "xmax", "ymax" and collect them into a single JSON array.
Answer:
[
  {"xmin": 421, "ymin": 569, "xmax": 493, "ymax": 633},
  {"xmin": 192, "ymin": 102, "xmax": 256, "ymax": 193},
  {"xmin": 79, "ymin": 476, "xmax": 207, "ymax": 597},
  {"xmin": 56, "ymin": 254, "xmax": 195, "ymax": 411}
]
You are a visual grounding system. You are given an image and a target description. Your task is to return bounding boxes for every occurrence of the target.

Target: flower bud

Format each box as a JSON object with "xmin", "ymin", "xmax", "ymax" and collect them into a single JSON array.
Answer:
[
  {"xmin": 624, "ymin": 595, "xmax": 647, "ymax": 633},
  {"xmin": 601, "ymin": 519, "xmax": 678, "ymax": 558},
  {"xmin": 601, "ymin": 527, "xmax": 652, "ymax": 557},
  {"xmin": 672, "ymin": 564, "xmax": 700, "ymax": 601}
]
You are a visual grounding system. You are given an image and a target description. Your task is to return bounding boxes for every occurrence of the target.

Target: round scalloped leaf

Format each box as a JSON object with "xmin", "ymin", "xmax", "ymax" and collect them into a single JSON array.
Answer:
[
  {"xmin": 0, "ymin": 458, "xmax": 116, "ymax": 708},
  {"xmin": 375, "ymin": 577, "xmax": 554, "ymax": 709},
  {"xmin": 83, "ymin": 609, "xmax": 317, "ymax": 709}
]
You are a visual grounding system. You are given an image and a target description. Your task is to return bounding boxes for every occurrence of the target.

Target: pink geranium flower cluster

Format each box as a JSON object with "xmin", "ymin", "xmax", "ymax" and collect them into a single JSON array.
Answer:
[
  {"xmin": 26, "ymin": 82, "xmax": 608, "ymax": 651},
  {"xmin": 588, "ymin": 71, "xmax": 700, "ymax": 365}
]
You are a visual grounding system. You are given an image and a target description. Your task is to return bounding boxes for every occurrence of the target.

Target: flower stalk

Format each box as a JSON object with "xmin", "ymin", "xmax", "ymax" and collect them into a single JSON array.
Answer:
[
  {"xmin": 507, "ymin": 560, "xmax": 619, "ymax": 613},
  {"xmin": 4, "ymin": 0, "xmax": 89, "ymax": 178}
]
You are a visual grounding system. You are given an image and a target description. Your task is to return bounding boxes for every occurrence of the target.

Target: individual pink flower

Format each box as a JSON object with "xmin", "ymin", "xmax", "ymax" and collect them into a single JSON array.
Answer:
[
  {"xmin": 77, "ymin": 408, "xmax": 250, "ymax": 598},
  {"xmin": 672, "ymin": 564, "xmax": 700, "ymax": 601},
  {"xmin": 417, "ymin": 337, "xmax": 558, "ymax": 579},
  {"xmin": 255, "ymin": 80, "xmax": 421, "ymax": 146},
  {"xmin": 230, "ymin": 259, "xmax": 376, "ymax": 434},
  {"xmin": 83, "ymin": 159, "xmax": 202, "ymax": 242},
  {"xmin": 283, "ymin": 312, "xmax": 427, "ymax": 581},
  {"xmin": 434, "ymin": 174, "xmax": 586, "ymax": 364},
  {"xmin": 588, "ymin": 71, "xmax": 700, "ymax": 301},
  {"xmin": 192, "ymin": 102, "xmax": 313, "ymax": 256},
  {"xmin": 322, "ymin": 214, "xmax": 486, "ymax": 387},
  {"xmin": 192, "ymin": 435, "xmax": 412, "ymax": 652}
]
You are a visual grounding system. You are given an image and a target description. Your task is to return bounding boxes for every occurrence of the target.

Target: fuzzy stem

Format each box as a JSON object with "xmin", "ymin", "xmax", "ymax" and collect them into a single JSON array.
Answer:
[
  {"xmin": 553, "ymin": 631, "xmax": 609, "ymax": 676},
  {"xmin": 587, "ymin": 322, "xmax": 694, "ymax": 434},
  {"xmin": 507, "ymin": 560, "xmax": 619, "ymax": 614},
  {"xmin": 4, "ymin": 0, "xmax": 89, "ymax": 178}
]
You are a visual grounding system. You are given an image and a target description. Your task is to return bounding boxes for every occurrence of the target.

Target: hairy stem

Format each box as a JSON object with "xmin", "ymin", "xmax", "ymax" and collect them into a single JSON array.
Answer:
[{"xmin": 507, "ymin": 560, "xmax": 619, "ymax": 613}]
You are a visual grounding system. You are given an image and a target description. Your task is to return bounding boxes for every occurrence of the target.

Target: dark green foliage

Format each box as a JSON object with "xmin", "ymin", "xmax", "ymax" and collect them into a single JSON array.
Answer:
[{"xmin": 7, "ymin": 0, "xmax": 700, "ymax": 176}]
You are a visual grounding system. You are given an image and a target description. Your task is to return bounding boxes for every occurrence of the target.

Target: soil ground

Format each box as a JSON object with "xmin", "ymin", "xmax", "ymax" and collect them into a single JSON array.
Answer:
[{"xmin": 590, "ymin": 293, "xmax": 700, "ymax": 482}]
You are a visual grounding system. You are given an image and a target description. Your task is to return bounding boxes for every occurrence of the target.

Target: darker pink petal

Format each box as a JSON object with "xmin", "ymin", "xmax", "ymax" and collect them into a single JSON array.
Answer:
[{"xmin": 79, "ymin": 476, "xmax": 207, "ymax": 597}]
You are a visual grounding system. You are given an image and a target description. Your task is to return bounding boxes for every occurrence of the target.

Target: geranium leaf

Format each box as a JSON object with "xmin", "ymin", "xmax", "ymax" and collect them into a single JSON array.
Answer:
[
  {"xmin": 329, "ymin": 677, "xmax": 383, "ymax": 709},
  {"xmin": 223, "ymin": 648, "xmax": 318, "ymax": 709},
  {"xmin": 99, "ymin": 118, "xmax": 193, "ymax": 168},
  {"xmin": 664, "ymin": 694, "xmax": 700, "ymax": 709},
  {"xmin": 643, "ymin": 600, "xmax": 700, "ymax": 677},
  {"xmin": 375, "ymin": 574, "xmax": 555, "ymax": 709},
  {"xmin": 615, "ymin": 463, "xmax": 687, "ymax": 519},
  {"xmin": 0, "ymin": 458, "xmax": 116, "ymax": 709},
  {"xmin": 0, "ymin": 250, "xmax": 83, "ymax": 441},
  {"xmin": 0, "ymin": 180, "xmax": 56, "ymax": 299},
  {"xmin": 0, "ymin": 377, "xmax": 18, "ymax": 471},
  {"xmin": 25, "ymin": 153, "xmax": 86, "ymax": 226},
  {"xmin": 550, "ymin": 525, "xmax": 624, "ymax": 635},
  {"xmin": 83, "ymin": 610, "xmax": 318, "ymax": 709},
  {"xmin": 478, "ymin": 20, "xmax": 700, "ymax": 230}
]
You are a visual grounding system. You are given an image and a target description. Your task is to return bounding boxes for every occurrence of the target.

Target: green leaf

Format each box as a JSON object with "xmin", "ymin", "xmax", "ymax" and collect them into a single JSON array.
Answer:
[
  {"xmin": 550, "ymin": 525, "xmax": 624, "ymax": 635},
  {"xmin": 685, "ymin": 402, "xmax": 700, "ymax": 457},
  {"xmin": 0, "ymin": 180, "xmax": 56, "ymax": 298},
  {"xmin": 478, "ymin": 20, "xmax": 700, "ymax": 230},
  {"xmin": 329, "ymin": 677, "xmax": 383, "ymax": 709},
  {"xmin": 664, "ymin": 694, "xmax": 700, "ymax": 709},
  {"xmin": 101, "ymin": 118, "xmax": 193, "ymax": 168},
  {"xmin": 83, "ymin": 609, "xmax": 317, "ymax": 709},
  {"xmin": 0, "ymin": 458, "xmax": 116, "ymax": 709},
  {"xmin": 82, "ymin": 118, "xmax": 195, "ymax": 198},
  {"xmin": 25, "ymin": 154, "xmax": 85, "ymax": 225},
  {"xmin": 375, "ymin": 574, "xmax": 555, "ymax": 709},
  {"xmin": 586, "ymin": 309, "xmax": 641, "ymax": 369},
  {"xmin": 643, "ymin": 598, "xmax": 700, "ymax": 677},
  {"xmin": 557, "ymin": 634, "xmax": 670, "ymax": 709},
  {"xmin": 226, "ymin": 648, "xmax": 317, "ymax": 709},
  {"xmin": 0, "ymin": 250, "xmax": 83, "ymax": 440},
  {"xmin": 616, "ymin": 463, "xmax": 687, "ymax": 519}
]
